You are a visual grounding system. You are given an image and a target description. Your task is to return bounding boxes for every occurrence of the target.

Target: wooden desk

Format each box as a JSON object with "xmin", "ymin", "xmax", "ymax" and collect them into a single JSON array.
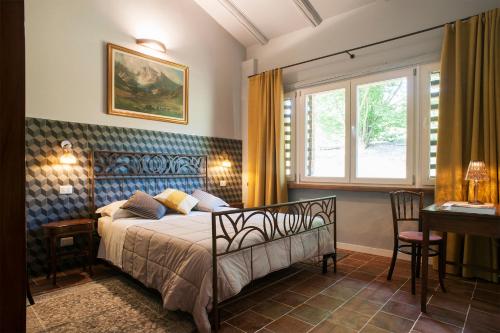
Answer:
[{"xmin": 420, "ymin": 204, "xmax": 500, "ymax": 312}]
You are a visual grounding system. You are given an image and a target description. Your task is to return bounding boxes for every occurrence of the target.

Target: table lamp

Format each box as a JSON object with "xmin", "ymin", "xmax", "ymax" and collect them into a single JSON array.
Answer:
[{"xmin": 465, "ymin": 160, "xmax": 489, "ymax": 204}]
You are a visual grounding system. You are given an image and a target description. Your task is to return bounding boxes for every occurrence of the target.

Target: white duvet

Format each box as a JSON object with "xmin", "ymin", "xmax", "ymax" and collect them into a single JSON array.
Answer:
[{"xmin": 97, "ymin": 210, "xmax": 335, "ymax": 332}]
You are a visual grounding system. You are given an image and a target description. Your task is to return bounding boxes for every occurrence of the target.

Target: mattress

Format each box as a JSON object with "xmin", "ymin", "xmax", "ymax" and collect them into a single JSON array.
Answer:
[{"xmin": 97, "ymin": 210, "xmax": 335, "ymax": 333}]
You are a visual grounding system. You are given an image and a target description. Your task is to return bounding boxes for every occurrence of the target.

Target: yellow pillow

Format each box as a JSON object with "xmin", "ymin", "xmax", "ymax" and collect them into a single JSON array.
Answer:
[{"xmin": 154, "ymin": 189, "xmax": 199, "ymax": 214}]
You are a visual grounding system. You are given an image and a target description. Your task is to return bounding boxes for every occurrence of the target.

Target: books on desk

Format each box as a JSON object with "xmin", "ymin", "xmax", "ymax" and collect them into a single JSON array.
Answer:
[{"xmin": 441, "ymin": 201, "xmax": 496, "ymax": 215}]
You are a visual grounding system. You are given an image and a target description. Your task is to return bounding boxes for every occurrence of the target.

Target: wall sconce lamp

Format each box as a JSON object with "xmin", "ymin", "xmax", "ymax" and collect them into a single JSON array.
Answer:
[
  {"xmin": 59, "ymin": 140, "xmax": 77, "ymax": 165},
  {"xmin": 136, "ymin": 38, "xmax": 167, "ymax": 53},
  {"xmin": 465, "ymin": 160, "xmax": 489, "ymax": 204},
  {"xmin": 222, "ymin": 159, "xmax": 232, "ymax": 168}
]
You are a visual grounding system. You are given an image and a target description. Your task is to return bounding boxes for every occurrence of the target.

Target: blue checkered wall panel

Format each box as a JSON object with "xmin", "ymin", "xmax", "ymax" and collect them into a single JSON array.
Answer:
[{"xmin": 26, "ymin": 117, "xmax": 242, "ymax": 276}]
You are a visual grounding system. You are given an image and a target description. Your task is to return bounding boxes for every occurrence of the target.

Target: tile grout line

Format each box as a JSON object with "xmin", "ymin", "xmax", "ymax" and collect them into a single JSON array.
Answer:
[
  {"xmin": 259, "ymin": 257, "xmax": 374, "ymax": 333},
  {"xmin": 461, "ymin": 278, "xmax": 477, "ymax": 333},
  {"xmin": 233, "ymin": 257, "xmax": 358, "ymax": 332},
  {"xmin": 303, "ymin": 256, "xmax": 397, "ymax": 332},
  {"xmin": 357, "ymin": 268, "xmax": 411, "ymax": 332}
]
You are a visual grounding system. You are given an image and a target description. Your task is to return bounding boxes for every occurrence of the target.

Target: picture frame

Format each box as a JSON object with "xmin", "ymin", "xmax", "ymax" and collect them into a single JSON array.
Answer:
[{"xmin": 107, "ymin": 43, "xmax": 189, "ymax": 124}]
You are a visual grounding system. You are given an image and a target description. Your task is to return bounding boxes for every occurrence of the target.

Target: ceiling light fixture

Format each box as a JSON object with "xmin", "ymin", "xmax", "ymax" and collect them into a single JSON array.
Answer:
[{"xmin": 136, "ymin": 39, "xmax": 167, "ymax": 53}]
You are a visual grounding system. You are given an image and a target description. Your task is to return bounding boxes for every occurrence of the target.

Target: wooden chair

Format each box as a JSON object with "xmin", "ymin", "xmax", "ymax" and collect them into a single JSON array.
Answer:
[{"xmin": 387, "ymin": 191, "xmax": 446, "ymax": 294}]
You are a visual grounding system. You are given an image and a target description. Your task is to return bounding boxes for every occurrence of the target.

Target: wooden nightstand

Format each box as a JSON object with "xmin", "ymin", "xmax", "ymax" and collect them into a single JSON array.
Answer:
[
  {"xmin": 228, "ymin": 202, "xmax": 244, "ymax": 209},
  {"xmin": 42, "ymin": 218, "xmax": 95, "ymax": 285}
]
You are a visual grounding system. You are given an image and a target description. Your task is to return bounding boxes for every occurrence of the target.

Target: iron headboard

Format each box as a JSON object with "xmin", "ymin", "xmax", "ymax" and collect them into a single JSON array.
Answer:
[{"xmin": 90, "ymin": 150, "xmax": 208, "ymax": 211}]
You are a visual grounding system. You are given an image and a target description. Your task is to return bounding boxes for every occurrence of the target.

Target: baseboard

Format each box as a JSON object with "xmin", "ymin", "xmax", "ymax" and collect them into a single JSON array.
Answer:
[{"xmin": 337, "ymin": 242, "xmax": 411, "ymax": 261}]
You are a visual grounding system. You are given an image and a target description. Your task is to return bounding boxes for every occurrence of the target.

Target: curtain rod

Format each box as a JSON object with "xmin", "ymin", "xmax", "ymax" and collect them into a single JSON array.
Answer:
[{"xmin": 248, "ymin": 14, "xmax": 476, "ymax": 78}]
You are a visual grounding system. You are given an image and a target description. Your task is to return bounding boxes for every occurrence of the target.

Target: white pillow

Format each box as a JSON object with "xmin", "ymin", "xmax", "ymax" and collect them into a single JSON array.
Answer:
[
  {"xmin": 192, "ymin": 189, "xmax": 229, "ymax": 212},
  {"xmin": 96, "ymin": 200, "xmax": 136, "ymax": 220}
]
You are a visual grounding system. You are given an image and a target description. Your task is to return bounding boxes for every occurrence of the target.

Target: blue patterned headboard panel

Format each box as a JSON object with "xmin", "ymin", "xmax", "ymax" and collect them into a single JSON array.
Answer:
[{"xmin": 91, "ymin": 150, "xmax": 207, "ymax": 209}]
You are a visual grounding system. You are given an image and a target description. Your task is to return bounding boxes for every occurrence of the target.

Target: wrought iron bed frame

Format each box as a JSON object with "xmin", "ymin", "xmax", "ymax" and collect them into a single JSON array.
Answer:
[
  {"xmin": 90, "ymin": 151, "xmax": 337, "ymax": 332},
  {"xmin": 90, "ymin": 150, "xmax": 208, "ymax": 211},
  {"xmin": 211, "ymin": 197, "xmax": 337, "ymax": 330}
]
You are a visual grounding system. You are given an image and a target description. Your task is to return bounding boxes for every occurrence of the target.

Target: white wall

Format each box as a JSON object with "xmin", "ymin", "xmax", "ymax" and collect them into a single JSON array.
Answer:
[
  {"xmin": 26, "ymin": 0, "xmax": 245, "ymax": 140},
  {"xmin": 247, "ymin": 0, "xmax": 500, "ymax": 90},
  {"xmin": 243, "ymin": 0, "xmax": 500, "ymax": 252}
]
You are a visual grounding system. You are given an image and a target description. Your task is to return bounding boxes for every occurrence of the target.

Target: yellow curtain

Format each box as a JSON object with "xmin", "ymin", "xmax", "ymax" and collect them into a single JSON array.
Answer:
[
  {"xmin": 247, "ymin": 69, "xmax": 288, "ymax": 207},
  {"xmin": 436, "ymin": 8, "xmax": 500, "ymax": 281}
]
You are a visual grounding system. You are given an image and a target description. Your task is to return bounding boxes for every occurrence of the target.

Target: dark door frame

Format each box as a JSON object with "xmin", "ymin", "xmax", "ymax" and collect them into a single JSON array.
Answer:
[{"xmin": 0, "ymin": 0, "xmax": 26, "ymax": 332}]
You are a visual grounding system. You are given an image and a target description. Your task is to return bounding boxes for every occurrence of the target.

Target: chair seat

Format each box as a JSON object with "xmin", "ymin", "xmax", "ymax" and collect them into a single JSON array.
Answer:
[{"xmin": 399, "ymin": 231, "xmax": 442, "ymax": 243}]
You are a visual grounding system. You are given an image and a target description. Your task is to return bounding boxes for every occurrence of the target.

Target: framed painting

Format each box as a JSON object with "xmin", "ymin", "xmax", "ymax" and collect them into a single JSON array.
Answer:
[{"xmin": 107, "ymin": 43, "xmax": 189, "ymax": 124}]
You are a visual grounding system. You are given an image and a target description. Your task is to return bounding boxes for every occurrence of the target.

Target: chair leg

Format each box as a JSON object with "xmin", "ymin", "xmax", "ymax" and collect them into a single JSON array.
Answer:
[
  {"xmin": 438, "ymin": 242, "xmax": 446, "ymax": 293},
  {"xmin": 416, "ymin": 245, "xmax": 421, "ymax": 278},
  {"xmin": 387, "ymin": 245, "xmax": 398, "ymax": 281},
  {"xmin": 411, "ymin": 244, "xmax": 416, "ymax": 295}
]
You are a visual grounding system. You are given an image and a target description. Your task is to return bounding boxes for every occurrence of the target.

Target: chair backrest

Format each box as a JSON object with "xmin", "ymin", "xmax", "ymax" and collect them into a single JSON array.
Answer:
[{"xmin": 389, "ymin": 190, "xmax": 424, "ymax": 238}]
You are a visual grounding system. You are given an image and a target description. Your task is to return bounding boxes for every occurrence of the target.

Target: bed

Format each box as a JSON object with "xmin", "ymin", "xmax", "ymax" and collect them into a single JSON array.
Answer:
[{"xmin": 91, "ymin": 151, "xmax": 337, "ymax": 333}]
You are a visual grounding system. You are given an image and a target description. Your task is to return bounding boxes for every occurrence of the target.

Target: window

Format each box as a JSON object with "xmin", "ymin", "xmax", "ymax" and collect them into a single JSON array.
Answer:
[
  {"xmin": 296, "ymin": 68, "xmax": 414, "ymax": 185},
  {"xmin": 299, "ymin": 82, "xmax": 350, "ymax": 183},
  {"xmin": 420, "ymin": 63, "xmax": 440, "ymax": 185},
  {"xmin": 351, "ymin": 69, "xmax": 414, "ymax": 184},
  {"xmin": 283, "ymin": 93, "xmax": 295, "ymax": 180}
]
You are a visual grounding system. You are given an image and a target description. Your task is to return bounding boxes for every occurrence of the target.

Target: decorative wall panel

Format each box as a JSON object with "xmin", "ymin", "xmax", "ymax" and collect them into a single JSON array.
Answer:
[{"xmin": 25, "ymin": 118, "xmax": 242, "ymax": 276}]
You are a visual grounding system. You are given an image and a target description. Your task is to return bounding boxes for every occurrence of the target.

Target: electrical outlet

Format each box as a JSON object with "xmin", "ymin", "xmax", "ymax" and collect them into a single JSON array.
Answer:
[
  {"xmin": 59, "ymin": 185, "xmax": 73, "ymax": 195},
  {"xmin": 60, "ymin": 237, "xmax": 74, "ymax": 247},
  {"xmin": 220, "ymin": 180, "xmax": 227, "ymax": 187}
]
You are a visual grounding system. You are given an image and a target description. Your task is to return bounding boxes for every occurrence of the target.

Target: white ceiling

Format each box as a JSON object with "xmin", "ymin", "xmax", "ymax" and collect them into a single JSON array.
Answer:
[{"xmin": 194, "ymin": 0, "xmax": 378, "ymax": 47}]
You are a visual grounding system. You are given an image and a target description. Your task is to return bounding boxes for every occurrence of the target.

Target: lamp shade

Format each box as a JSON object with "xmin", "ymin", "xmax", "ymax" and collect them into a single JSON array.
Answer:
[{"xmin": 465, "ymin": 160, "xmax": 489, "ymax": 181}]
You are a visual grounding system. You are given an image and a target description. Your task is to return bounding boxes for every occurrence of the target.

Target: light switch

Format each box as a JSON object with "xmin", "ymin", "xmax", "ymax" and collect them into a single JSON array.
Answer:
[
  {"xmin": 220, "ymin": 180, "xmax": 227, "ymax": 187},
  {"xmin": 59, "ymin": 185, "xmax": 73, "ymax": 194}
]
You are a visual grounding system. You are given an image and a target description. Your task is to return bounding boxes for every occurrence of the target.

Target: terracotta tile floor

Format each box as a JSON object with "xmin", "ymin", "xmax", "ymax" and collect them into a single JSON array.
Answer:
[
  {"xmin": 216, "ymin": 250, "xmax": 500, "ymax": 333},
  {"xmin": 29, "ymin": 250, "xmax": 500, "ymax": 332}
]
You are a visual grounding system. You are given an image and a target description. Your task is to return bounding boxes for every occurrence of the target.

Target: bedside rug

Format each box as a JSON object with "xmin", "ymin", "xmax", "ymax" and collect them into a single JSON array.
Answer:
[{"xmin": 27, "ymin": 275, "xmax": 196, "ymax": 333}]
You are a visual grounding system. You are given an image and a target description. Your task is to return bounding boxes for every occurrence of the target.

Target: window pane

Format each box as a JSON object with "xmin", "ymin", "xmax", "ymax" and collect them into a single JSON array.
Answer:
[
  {"xmin": 305, "ymin": 88, "xmax": 346, "ymax": 177},
  {"xmin": 356, "ymin": 77, "xmax": 407, "ymax": 179},
  {"xmin": 429, "ymin": 71, "xmax": 440, "ymax": 178},
  {"xmin": 284, "ymin": 98, "xmax": 293, "ymax": 177}
]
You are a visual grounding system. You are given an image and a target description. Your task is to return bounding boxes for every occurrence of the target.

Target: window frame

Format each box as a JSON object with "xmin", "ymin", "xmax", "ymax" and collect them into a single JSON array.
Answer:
[
  {"xmin": 349, "ymin": 68, "xmax": 415, "ymax": 185},
  {"xmin": 297, "ymin": 80, "xmax": 351, "ymax": 184},
  {"xmin": 419, "ymin": 62, "xmax": 440, "ymax": 186}
]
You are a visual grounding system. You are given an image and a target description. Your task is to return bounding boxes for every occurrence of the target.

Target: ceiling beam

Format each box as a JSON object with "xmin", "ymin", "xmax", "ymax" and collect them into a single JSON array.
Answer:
[
  {"xmin": 292, "ymin": 0, "xmax": 322, "ymax": 27},
  {"xmin": 217, "ymin": 0, "xmax": 268, "ymax": 45}
]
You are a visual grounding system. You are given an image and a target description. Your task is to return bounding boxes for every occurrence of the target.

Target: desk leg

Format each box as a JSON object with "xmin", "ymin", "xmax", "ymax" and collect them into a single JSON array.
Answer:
[{"xmin": 421, "ymin": 220, "xmax": 429, "ymax": 313}]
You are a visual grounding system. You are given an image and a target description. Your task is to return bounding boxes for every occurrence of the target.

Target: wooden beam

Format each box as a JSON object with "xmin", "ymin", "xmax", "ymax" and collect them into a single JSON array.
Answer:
[
  {"xmin": 0, "ymin": 0, "xmax": 26, "ymax": 332},
  {"xmin": 217, "ymin": 0, "xmax": 268, "ymax": 45},
  {"xmin": 292, "ymin": 0, "xmax": 322, "ymax": 27}
]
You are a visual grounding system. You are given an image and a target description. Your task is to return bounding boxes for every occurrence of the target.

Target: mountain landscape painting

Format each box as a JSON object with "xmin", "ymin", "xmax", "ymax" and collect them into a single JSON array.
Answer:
[{"xmin": 108, "ymin": 44, "xmax": 188, "ymax": 124}]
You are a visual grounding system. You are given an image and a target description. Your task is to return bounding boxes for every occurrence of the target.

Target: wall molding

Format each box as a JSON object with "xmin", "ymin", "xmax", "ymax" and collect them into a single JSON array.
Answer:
[{"xmin": 338, "ymin": 242, "xmax": 412, "ymax": 261}]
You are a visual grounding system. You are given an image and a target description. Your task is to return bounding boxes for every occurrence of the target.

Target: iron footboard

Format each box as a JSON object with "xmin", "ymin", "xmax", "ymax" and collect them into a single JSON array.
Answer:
[{"xmin": 210, "ymin": 196, "xmax": 337, "ymax": 330}]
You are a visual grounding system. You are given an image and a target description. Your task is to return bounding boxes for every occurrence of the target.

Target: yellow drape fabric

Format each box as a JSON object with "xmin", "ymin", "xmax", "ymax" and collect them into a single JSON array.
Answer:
[
  {"xmin": 436, "ymin": 8, "xmax": 500, "ymax": 281},
  {"xmin": 247, "ymin": 69, "xmax": 288, "ymax": 207}
]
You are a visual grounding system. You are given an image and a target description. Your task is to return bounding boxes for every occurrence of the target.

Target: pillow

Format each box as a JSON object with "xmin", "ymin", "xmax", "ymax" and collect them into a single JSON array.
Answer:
[
  {"xmin": 121, "ymin": 191, "xmax": 167, "ymax": 219},
  {"xmin": 96, "ymin": 200, "xmax": 136, "ymax": 220},
  {"xmin": 192, "ymin": 189, "xmax": 229, "ymax": 212},
  {"xmin": 154, "ymin": 189, "xmax": 198, "ymax": 214}
]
